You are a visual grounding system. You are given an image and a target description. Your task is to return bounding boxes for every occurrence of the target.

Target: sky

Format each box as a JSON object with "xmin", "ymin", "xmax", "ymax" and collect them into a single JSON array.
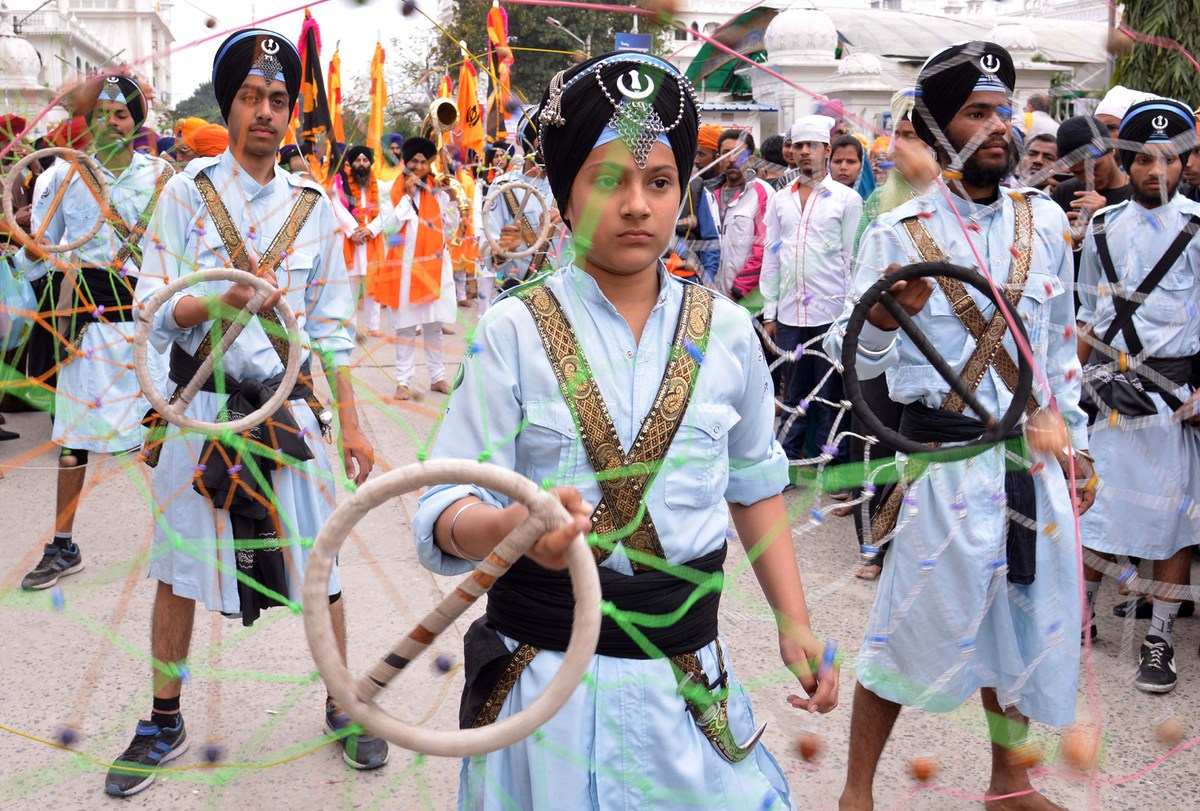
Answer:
[{"xmin": 168, "ymin": 0, "xmax": 435, "ymax": 102}]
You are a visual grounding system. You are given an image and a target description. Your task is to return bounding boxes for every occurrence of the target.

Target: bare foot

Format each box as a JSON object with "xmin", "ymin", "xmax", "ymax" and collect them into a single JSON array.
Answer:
[
  {"xmin": 443, "ymin": 324, "xmax": 456, "ymax": 335},
  {"xmin": 393, "ymin": 385, "xmax": 417, "ymax": 401},
  {"xmin": 838, "ymin": 790, "xmax": 873, "ymax": 811},
  {"xmin": 984, "ymin": 786, "xmax": 1065, "ymax": 811},
  {"xmin": 429, "ymin": 379, "xmax": 451, "ymax": 395},
  {"xmin": 832, "ymin": 504, "xmax": 855, "ymax": 518}
]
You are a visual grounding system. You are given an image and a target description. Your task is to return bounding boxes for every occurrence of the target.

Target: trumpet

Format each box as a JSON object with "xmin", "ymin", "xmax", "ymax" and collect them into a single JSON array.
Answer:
[{"xmin": 421, "ymin": 98, "xmax": 459, "ymax": 141}]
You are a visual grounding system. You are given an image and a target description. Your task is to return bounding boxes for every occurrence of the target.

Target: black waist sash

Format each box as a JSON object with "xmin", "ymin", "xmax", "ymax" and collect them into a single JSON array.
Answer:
[
  {"xmin": 170, "ymin": 343, "xmax": 318, "ymax": 626},
  {"xmin": 900, "ymin": 402, "xmax": 1037, "ymax": 585},
  {"xmin": 60, "ymin": 266, "xmax": 136, "ymax": 345},
  {"xmin": 1088, "ymin": 352, "xmax": 1192, "ymax": 410},
  {"xmin": 485, "ymin": 543, "xmax": 727, "ymax": 659}
]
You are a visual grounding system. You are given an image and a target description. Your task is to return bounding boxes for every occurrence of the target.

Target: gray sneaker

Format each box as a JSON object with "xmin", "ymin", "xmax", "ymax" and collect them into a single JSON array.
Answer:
[
  {"xmin": 325, "ymin": 706, "xmax": 389, "ymax": 770},
  {"xmin": 21, "ymin": 544, "xmax": 84, "ymax": 590},
  {"xmin": 105, "ymin": 718, "xmax": 189, "ymax": 796}
]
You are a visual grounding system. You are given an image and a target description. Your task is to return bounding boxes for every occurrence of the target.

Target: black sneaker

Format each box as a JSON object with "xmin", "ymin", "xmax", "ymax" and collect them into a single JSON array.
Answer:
[
  {"xmin": 105, "ymin": 718, "xmax": 189, "ymax": 796},
  {"xmin": 1134, "ymin": 636, "xmax": 1178, "ymax": 694},
  {"xmin": 20, "ymin": 544, "xmax": 84, "ymax": 590},
  {"xmin": 325, "ymin": 706, "xmax": 388, "ymax": 770},
  {"xmin": 1082, "ymin": 615, "xmax": 1097, "ymax": 644}
]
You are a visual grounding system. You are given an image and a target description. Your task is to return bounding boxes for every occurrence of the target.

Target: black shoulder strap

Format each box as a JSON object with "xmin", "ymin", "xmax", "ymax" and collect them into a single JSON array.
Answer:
[{"xmin": 1093, "ymin": 210, "xmax": 1200, "ymax": 356}]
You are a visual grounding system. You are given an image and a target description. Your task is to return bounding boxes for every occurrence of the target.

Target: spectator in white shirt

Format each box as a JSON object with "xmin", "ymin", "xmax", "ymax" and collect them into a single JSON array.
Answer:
[{"xmin": 761, "ymin": 115, "xmax": 864, "ymax": 462}]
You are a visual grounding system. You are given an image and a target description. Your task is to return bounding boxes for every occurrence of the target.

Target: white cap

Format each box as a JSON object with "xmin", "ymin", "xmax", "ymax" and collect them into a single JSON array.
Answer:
[
  {"xmin": 1094, "ymin": 85, "xmax": 1156, "ymax": 120},
  {"xmin": 788, "ymin": 115, "xmax": 836, "ymax": 145}
]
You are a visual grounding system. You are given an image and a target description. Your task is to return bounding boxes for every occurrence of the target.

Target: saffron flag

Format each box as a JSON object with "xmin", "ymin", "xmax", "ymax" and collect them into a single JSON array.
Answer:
[
  {"xmin": 325, "ymin": 47, "xmax": 346, "ymax": 187},
  {"xmin": 457, "ymin": 59, "xmax": 485, "ymax": 157},
  {"xmin": 367, "ymin": 42, "xmax": 399, "ymax": 181},
  {"xmin": 486, "ymin": 1, "xmax": 512, "ymax": 138}
]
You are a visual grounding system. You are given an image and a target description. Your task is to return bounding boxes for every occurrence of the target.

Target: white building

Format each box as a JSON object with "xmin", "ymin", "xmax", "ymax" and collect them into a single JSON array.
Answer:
[
  {"xmin": 0, "ymin": 0, "xmax": 173, "ymax": 134},
  {"xmin": 667, "ymin": 0, "xmax": 1112, "ymax": 140}
]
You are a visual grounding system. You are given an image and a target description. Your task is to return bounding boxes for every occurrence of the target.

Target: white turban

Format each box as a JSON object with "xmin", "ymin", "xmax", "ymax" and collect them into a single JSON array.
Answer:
[
  {"xmin": 788, "ymin": 115, "xmax": 835, "ymax": 145},
  {"xmin": 1094, "ymin": 85, "xmax": 1156, "ymax": 120}
]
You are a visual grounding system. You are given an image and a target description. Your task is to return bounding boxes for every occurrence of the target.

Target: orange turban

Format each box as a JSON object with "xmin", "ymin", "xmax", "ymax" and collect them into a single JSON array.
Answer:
[
  {"xmin": 174, "ymin": 117, "xmax": 205, "ymax": 142},
  {"xmin": 870, "ymin": 136, "xmax": 891, "ymax": 157},
  {"xmin": 697, "ymin": 124, "xmax": 723, "ymax": 152},
  {"xmin": 189, "ymin": 124, "xmax": 229, "ymax": 157}
]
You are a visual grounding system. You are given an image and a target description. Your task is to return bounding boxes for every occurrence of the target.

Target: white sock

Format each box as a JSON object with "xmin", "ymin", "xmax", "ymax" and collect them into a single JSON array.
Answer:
[{"xmin": 1150, "ymin": 600, "xmax": 1182, "ymax": 646}]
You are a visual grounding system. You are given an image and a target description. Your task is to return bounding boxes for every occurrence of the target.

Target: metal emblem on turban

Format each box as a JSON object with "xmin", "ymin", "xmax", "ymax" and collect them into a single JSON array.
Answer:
[
  {"xmin": 1152, "ymin": 115, "xmax": 1170, "ymax": 136},
  {"xmin": 252, "ymin": 39, "xmax": 285, "ymax": 83},
  {"xmin": 106, "ymin": 76, "xmax": 120, "ymax": 85},
  {"xmin": 979, "ymin": 53, "xmax": 1001, "ymax": 75},
  {"xmin": 599, "ymin": 68, "xmax": 680, "ymax": 169}
]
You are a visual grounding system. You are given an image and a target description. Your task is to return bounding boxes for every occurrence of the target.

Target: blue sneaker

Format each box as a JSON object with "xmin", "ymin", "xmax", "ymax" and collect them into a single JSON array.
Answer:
[
  {"xmin": 105, "ymin": 718, "xmax": 189, "ymax": 796},
  {"xmin": 325, "ymin": 705, "xmax": 388, "ymax": 770},
  {"xmin": 21, "ymin": 544, "xmax": 84, "ymax": 590}
]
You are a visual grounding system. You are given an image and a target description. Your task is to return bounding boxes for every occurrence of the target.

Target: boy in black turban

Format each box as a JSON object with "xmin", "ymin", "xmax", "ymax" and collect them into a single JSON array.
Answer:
[{"xmin": 410, "ymin": 52, "xmax": 837, "ymax": 808}]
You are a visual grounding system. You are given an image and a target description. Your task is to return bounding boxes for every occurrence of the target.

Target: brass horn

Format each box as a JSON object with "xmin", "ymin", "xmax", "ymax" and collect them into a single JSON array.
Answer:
[{"xmin": 422, "ymin": 98, "xmax": 459, "ymax": 140}]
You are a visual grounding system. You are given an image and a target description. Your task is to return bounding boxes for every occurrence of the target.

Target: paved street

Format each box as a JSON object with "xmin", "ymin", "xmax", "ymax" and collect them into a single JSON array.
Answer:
[{"xmin": 1, "ymin": 314, "xmax": 1197, "ymax": 809}]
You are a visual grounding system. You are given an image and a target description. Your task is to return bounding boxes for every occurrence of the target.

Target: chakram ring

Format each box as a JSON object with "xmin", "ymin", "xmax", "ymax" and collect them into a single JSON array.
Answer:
[
  {"xmin": 133, "ymin": 268, "xmax": 302, "ymax": 435},
  {"xmin": 1, "ymin": 148, "xmax": 109, "ymax": 253},
  {"xmin": 841, "ymin": 261, "xmax": 1034, "ymax": 457},
  {"xmin": 303, "ymin": 459, "xmax": 602, "ymax": 757},
  {"xmin": 482, "ymin": 180, "xmax": 554, "ymax": 261}
]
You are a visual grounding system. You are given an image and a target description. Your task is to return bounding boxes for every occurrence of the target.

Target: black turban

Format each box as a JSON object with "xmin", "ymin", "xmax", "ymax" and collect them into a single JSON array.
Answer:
[
  {"xmin": 536, "ymin": 52, "xmax": 700, "ymax": 220},
  {"xmin": 913, "ymin": 41, "xmax": 1016, "ymax": 148},
  {"xmin": 517, "ymin": 105, "xmax": 539, "ymax": 152},
  {"xmin": 1118, "ymin": 98, "xmax": 1198, "ymax": 173},
  {"xmin": 277, "ymin": 144, "xmax": 301, "ymax": 167},
  {"xmin": 344, "ymin": 144, "xmax": 374, "ymax": 167},
  {"xmin": 1056, "ymin": 116, "xmax": 1111, "ymax": 166},
  {"xmin": 91, "ymin": 75, "xmax": 147, "ymax": 129},
  {"xmin": 211, "ymin": 29, "xmax": 301, "ymax": 123},
  {"xmin": 402, "ymin": 136, "xmax": 437, "ymax": 163}
]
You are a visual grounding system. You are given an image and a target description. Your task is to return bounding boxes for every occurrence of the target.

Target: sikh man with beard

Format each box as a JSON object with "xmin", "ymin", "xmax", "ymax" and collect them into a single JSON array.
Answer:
[
  {"xmin": 1076, "ymin": 99, "xmax": 1200, "ymax": 693},
  {"xmin": 375, "ymin": 135, "xmax": 458, "ymax": 400},
  {"xmin": 830, "ymin": 42, "xmax": 1094, "ymax": 810},
  {"xmin": 12, "ymin": 75, "xmax": 173, "ymax": 591},
  {"xmin": 116, "ymin": 30, "xmax": 386, "ymax": 796},
  {"xmin": 339, "ymin": 144, "xmax": 392, "ymax": 334},
  {"xmin": 672, "ymin": 123, "xmax": 722, "ymax": 283}
]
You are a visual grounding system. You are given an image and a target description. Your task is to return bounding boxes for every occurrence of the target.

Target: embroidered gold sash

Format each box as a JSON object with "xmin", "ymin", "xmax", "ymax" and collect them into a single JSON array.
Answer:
[
  {"xmin": 871, "ymin": 193, "xmax": 1037, "ymax": 542},
  {"xmin": 514, "ymin": 281, "xmax": 714, "ymax": 572}
]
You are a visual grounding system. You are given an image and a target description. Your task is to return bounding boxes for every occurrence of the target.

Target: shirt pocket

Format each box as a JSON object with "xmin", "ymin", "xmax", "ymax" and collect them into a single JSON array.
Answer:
[
  {"xmin": 278, "ymin": 250, "xmax": 315, "ymax": 318},
  {"xmin": 663, "ymin": 402, "xmax": 737, "ymax": 510},
  {"xmin": 1145, "ymin": 269, "xmax": 1195, "ymax": 329},
  {"xmin": 519, "ymin": 399, "xmax": 585, "ymax": 487}
]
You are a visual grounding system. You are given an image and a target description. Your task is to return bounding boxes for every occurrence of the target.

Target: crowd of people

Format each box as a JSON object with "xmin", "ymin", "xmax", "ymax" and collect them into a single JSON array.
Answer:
[{"xmin": 1, "ymin": 24, "xmax": 1199, "ymax": 811}]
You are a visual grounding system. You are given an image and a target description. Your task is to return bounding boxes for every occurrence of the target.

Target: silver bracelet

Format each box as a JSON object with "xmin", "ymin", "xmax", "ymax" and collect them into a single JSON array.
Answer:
[
  {"xmin": 858, "ymin": 335, "xmax": 898, "ymax": 357},
  {"xmin": 447, "ymin": 500, "xmax": 491, "ymax": 562}
]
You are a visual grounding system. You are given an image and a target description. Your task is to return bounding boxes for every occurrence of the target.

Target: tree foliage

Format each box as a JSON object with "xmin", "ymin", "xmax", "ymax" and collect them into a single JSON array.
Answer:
[
  {"xmin": 1113, "ymin": 0, "xmax": 1200, "ymax": 103},
  {"xmin": 168, "ymin": 81, "xmax": 221, "ymax": 126}
]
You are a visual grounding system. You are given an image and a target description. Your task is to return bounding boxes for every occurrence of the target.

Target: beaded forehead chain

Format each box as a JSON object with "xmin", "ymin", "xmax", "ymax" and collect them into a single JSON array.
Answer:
[{"xmin": 540, "ymin": 56, "xmax": 701, "ymax": 168}]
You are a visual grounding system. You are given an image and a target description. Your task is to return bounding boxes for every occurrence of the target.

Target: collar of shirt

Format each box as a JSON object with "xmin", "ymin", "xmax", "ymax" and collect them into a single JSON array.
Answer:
[
  {"xmin": 791, "ymin": 173, "xmax": 836, "ymax": 196},
  {"xmin": 211, "ymin": 148, "xmax": 292, "ymax": 202},
  {"xmin": 562, "ymin": 261, "xmax": 673, "ymax": 316}
]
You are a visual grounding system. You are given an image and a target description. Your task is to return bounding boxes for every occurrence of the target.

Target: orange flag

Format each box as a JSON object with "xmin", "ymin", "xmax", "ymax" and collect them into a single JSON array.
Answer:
[
  {"xmin": 367, "ymin": 42, "xmax": 399, "ymax": 181},
  {"xmin": 457, "ymin": 59, "xmax": 485, "ymax": 157},
  {"xmin": 486, "ymin": 1, "xmax": 512, "ymax": 137}
]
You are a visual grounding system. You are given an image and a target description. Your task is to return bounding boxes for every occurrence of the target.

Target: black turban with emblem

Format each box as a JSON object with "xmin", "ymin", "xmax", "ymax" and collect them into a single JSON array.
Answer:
[
  {"xmin": 1118, "ymin": 98, "xmax": 1198, "ymax": 173},
  {"xmin": 91, "ymin": 75, "xmax": 147, "ymax": 130},
  {"xmin": 536, "ymin": 52, "xmax": 699, "ymax": 220},
  {"xmin": 211, "ymin": 29, "xmax": 301, "ymax": 123},
  {"xmin": 913, "ymin": 41, "xmax": 1016, "ymax": 149}
]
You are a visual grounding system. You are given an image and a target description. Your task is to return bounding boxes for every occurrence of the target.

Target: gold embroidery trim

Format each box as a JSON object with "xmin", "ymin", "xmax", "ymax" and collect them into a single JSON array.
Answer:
[
  {"xmin": 872, "ymin": 195, "xmax": 1037, "ymax": 543},
  {"xmin": 515, "ymin": 282, "xmax": 714, "ymax": 572},
  {"xmin": 471, "ymin": 643, "xmax": 540, "ymax": 728}
]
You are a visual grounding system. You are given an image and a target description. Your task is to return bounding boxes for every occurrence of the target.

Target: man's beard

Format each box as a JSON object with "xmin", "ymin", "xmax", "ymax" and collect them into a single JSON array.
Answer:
[
  {"xmin": 960, "ymin": 144, "xmax": 1014, "ymax": 189},
  {"xmin": 351, "ymin": 166, "xmax": 371, "ymax": 184},
  {"xmin": 1133, "ymin": 177, "xmax": 1179, "ymax": 208}
]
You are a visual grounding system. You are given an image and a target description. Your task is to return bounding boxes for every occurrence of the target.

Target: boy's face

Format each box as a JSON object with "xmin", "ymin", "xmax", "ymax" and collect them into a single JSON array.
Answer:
[{"xmin": 565, "ymin": 141, "xmax": 679, "ymax": 278}]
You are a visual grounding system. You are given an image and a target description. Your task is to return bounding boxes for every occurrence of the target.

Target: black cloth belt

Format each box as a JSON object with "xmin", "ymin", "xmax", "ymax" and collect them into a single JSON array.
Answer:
[
  {"xmin": 60, "ymin": 266, "xmax": 137, "ymax": 345},
  {"xmin": 900, "ymin": 402, "xmax": 1037, "ymax": 585},
  {"xmin": 1087, "ymin": 352, "xmax": 1192, "ymax": 413},
  {"xmin": 170, "ymin": 343, "xmax": 318, "ymax": 626},
  {"xmin": 485, "ymin": 543, "xmax": 727, "ymax": 659}
]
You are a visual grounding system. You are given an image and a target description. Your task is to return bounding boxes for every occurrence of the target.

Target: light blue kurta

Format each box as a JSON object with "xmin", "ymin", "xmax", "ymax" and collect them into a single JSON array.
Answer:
[
  {"xmin": 829, "ymin": 187, "xmax": 1086, "ymax": 726},
  {"xmin": 1077, "ymin": 193, "xmax": 1200, "ymax": 560},
  {"xmin": 412, "ymin": 265, "xmax": 795, "ymax": 810},
  {"xmin": 133, "ymin": 150, "xmax": 353, "ymax": 613},
  {"xmin": 18, "ymin": 150, "xmax": 171, "ymax": 452}
]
